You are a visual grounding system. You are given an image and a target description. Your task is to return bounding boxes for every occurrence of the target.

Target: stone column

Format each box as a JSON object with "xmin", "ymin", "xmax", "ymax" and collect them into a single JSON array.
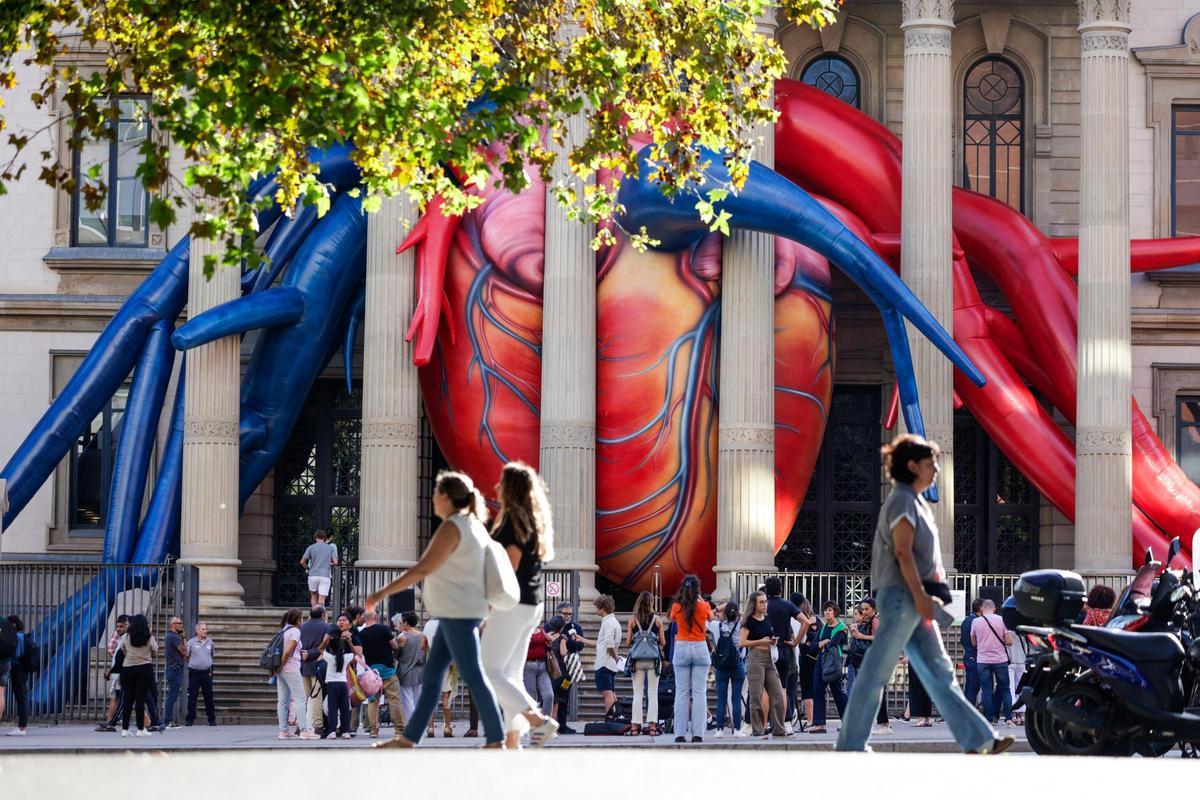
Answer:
[
  {"xmin": 713, "ymin": 10, "xmax": 779, "ymax": 598},
  {"xmin": 180, "ymin": 233, "xmax": 243, "ymax": 607},
  {"xmin": 1075, "ymin": 0, "xmax": 1132, "ymax": 576},
  {"xmin": 357, "ymin": 195, "xmax": 422, "ymax": 569},
  {"xmin": 540, "ymin": 107, "xmax": 599, "ymax": 600},
  {"xmin": 900, "ymin": 0, "xmax": 957, "ymax": 569}
]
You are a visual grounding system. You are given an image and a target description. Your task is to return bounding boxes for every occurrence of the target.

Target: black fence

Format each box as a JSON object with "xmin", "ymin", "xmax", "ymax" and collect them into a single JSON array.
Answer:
[{"xmin": 0, "ymin": 560, "xmax": 198, "ymax": 723}]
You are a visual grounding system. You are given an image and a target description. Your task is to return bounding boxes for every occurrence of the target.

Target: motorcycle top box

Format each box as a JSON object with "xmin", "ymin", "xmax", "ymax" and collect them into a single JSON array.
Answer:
[{"xmin": 1013, "ymin": 569, "xmax": 1086, "ymax": 624}]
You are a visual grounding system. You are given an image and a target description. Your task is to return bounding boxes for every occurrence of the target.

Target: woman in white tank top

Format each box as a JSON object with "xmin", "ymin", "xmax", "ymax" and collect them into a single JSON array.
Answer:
[{"xmin": 365, "ymin": 470, "xmax": 505, "ymax": 748}]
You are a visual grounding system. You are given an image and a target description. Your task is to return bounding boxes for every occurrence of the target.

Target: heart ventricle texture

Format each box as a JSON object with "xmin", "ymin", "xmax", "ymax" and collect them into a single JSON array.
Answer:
[{"xmin": 420, "ymin": 189, "xmax": 835, "ymax": 592}]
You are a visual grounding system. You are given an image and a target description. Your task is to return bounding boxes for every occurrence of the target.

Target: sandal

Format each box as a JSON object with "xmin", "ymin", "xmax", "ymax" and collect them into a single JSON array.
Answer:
[
  {"xmin": 914, "ymin": 719, "xmax": 933, "ymax": 728},
  {"xmin": 464, "ymin": 728, "xmax": 478, "ymax": 738},
  {"xmin": 623, "ymin": 726, "xmax": 641, "ymax": 736},
  {"xmin": 443, "ymin": 725, "xmax": 454, "ymax": 737},
  {"xmin": 643, "ymin": 723, "xmax": 660, "ymax": 736},
  {"xmin": 807, "ymin": 726, "xmax": 826, "ymax": 733}
]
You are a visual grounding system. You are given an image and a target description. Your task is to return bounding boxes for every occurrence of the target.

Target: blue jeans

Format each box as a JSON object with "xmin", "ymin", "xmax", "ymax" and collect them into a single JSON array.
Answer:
[
  {"xmin": 836, "ymin": 586, "xmax": 995, "ymax": 752},
  {"xmin": 962, "ymin": 655, "xmax": 980, "ymax": 707},
  {"xmin": 977, "ymin": 663, "xmax": 1012, "ymax": 722},
  {"xmin": 164, "ymin": 664, "xmax": 185, "ymax": 725},
  {"xmin": 846, "ymin": 664, "xmax": 890, "ymax": 725},
  {"xmin": 402, "ymin": 618, "xmax": 504, "ymax": 745},
  {"xmin": 672, "ymin": 640, "xmax": 710, "ymax": 738},
  {"xmin": 714, "ymin": 662, "xmax": 746, "ymax": 730},
  {"xmin": 812, "ymin": 660, "xmax": 847, "ymax": 726}
]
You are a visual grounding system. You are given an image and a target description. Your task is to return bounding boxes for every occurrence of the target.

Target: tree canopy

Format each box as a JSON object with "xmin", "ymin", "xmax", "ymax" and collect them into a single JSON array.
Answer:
[{"xmin": 0, "ymin": 1, "xmax": 838, "ymax": 270}]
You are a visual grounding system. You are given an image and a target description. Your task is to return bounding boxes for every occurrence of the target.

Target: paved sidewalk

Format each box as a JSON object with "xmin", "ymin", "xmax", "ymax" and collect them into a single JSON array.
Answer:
[{"xmin": 0, "ymin": 718, "xmax": 1029, "ymax": 753}]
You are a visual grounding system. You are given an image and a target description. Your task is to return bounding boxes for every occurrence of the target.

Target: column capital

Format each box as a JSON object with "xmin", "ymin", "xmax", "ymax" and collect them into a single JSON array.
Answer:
[
  {"xmin": 1080, "ymin": 29, "xmax": 1130, "ymax": 56},
  {"xmin": 1077, "ymin": 0, "xmax": 1132, "ymax": 33},
  {"xmin": 901, "ymin": 0, "xmax": 955, "ymax": 30}
]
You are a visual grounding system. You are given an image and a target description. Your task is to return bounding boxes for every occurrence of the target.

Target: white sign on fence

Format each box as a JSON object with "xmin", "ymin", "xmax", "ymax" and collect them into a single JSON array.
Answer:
[{"xmin": 546, "ymin": 580, "xmax": 561, "ymax": 598}]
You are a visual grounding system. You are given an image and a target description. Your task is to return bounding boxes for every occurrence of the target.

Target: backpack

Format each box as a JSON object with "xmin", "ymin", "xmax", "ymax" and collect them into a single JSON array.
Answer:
[
  {"xmin": 627, "ymin": 618, "xmax": 661, "ymax": 666},
  {"xmin": 484, "ymin": 539, "xmax": 520, "ymax": 611},
  {"xmin": 19, "ymin": 634, "xmax": 40, "ymax": 674},
  {"xmin": 713, "ymin": 621, "xmax": 741, "ymax": 672},
  {"xmin": 0, "ymin": 618, "xmax": 16, "ymax": 660},
  {"xmin": 259, "ymin": 628, "xmax": 287, "ymax": 672}
]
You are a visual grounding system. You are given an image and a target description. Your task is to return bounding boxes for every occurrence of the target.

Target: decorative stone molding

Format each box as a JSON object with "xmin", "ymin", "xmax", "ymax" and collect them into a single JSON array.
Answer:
[
  {"xmin": 1076, "ymin": 427, "xmax": 1133, "ymax": 456},
  {"xmin": 1150, "ymin": 363, "xmax": 1200, "ymax": 455},
  {"xmin": 1076, "ymin": 0, "xmax": 1131, "ymax": 28},
  {"xmin": 184, "ymin": 419, "xmax": 239, "ymax": 443},
  {"xmin": 540, "ymin": 423, "xmax": 596, "ymax": 448},
  {"xmin": 1081, "ymin": 31, "xmax": 1130, "ymax": 54},
  {"xmin": 921, "ymin": 424, "xmax": 955, "ymax": 456},
  {"xmin": 901, "ymin": 0, "xmax": 955, "ymax": 27},
  {"xmin": 361, "ymin": 421, "xmax": 419, "ymax": 444},
  {"xmin": 904, "ymin": 29, "xmax": 953, "ymax": 55},
  {"xmin": 718, "ymin": 425, "xmax": 775, "ymax": 449}
]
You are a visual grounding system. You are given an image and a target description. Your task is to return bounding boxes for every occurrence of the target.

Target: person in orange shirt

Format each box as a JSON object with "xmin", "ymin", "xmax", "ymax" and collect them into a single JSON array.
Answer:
[{"xmin": 668, "ymin": 575, "xmax": 713, "ymax": 743}]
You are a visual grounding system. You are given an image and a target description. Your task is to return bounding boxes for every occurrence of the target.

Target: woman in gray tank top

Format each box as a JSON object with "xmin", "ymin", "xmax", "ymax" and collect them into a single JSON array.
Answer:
[
  {"xmin": 835, "ymin": 434, "xmax": 1012, "ymax": 756},
  {"xmin": 366, "ymin": 470, "xmax": 505, "ymax": 748}
]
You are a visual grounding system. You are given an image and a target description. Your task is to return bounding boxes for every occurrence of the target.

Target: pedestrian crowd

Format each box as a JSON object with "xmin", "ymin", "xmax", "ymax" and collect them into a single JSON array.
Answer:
[{"xmin": 2, "ymin": 435, "xmax": 1125, "ymax": 752}]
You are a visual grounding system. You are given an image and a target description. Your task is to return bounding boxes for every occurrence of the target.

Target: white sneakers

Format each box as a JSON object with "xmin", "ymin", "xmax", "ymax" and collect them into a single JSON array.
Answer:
[
  {"xmin": 713, "ymin": 729, "xmax": 725, "ymax": 739},
  {"xmin": 120, "ymin": 729, "xmax": 130, "ymax": 737},
  {"xmin": 733, "ymin": 729, "xmax": 750, "ymax": 738},
  {"xmin": 135, "ymin": 729, "xmax": 153, "ymax": 737},
  {"xmin": 278, "ymin": 731, "xmax": 296, "ymax": 740},
  {"xmin": 298, "ymin": 730, "xmax": 321, "ymax": 740},
  {"xmin": 6, "ymin": 729, "xmax": 26, "ymax": 737},
  {"xmin": 783, "ymin": 723, "xmax": 794, "ymax": 735},
  {"xmin": 872, "ymin": 724, "xmax": 893, "ymax": 735}
]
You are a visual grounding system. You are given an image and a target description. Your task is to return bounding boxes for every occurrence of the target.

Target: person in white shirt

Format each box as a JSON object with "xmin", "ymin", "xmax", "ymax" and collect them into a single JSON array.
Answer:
[{"xmin": 593, "ymin": 595, "xmax": 621, "ymax": 719}]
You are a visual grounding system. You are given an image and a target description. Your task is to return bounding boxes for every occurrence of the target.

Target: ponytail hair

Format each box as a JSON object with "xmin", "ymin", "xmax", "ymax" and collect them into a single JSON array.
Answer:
[{"xmin": 435, "ymin": 470, "xmax": 490, "ymax": 525}]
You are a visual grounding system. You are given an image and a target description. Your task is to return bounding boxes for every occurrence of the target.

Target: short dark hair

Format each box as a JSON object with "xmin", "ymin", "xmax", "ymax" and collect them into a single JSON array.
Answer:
[
  {"xmin": 790, "ymin": 592, "xmax": 805, "ymax": 607},
  {"xmin": 763, "ymin": 577, "xmax": 783, "ymax": 597},
  {"xmin": 545, "ymin": 616, "xmax": 565, "ymax": 634},
  {"xmin": 347, "ymin": 606, "xmax": 364, "ymax": 621},
  {"xmin": 971, "ymin": 598, "xmax": 984, "ymax": 614},
  {"xmin": 314, "ymin": 529, "xmax": 328, "ymax": 540},
  {"xmin": 882, "ymin": 434, "xmax": 940, "ymax": 484},
  {"xmin": 860, "ymin": 597, "xmax": 876, "ymax": 611},
  {"xmin": 310, "ymin": 605, "xmax": 326, "ymax": 619},
  {"xmin": 116, "ymin": 614, "xmax": 130, "ymax": 624},
  {"xmin": 822, "ymin": 601, "xmax": 841, "ymax": 616},
  {"xmin": 7, "ymin": 614, "xmax": 24, "ymax": 632},
  {"xmin": 401, "ymin": 612, "xmax": 420, "ymax": 628},
  {"xmin": 1087, "ymin": 584, "xmax": 1116, "ymax": 611}
]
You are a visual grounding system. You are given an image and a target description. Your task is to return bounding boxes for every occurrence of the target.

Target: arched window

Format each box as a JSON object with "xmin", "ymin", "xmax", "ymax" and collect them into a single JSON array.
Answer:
[
  {"xmin": 963, "ymin": 56, "xmax": 1024, "ymax": 212},
  {"xmin": 800, "ymin": 54, "xmax": 860, "ymax": 109}
]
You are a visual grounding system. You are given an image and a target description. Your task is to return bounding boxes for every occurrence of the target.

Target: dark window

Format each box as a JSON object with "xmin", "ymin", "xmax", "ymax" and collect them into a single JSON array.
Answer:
[
  {"xmin": 800, "ymin": 55, "xmax": 861, "ymax": 109},
  {"xmin": 777, "ymin": 385, "xmax": 881, "ymax": 572},
  {"xmin": 1176, "ymin": 396, "xmax": 1200, "ymax": 485},
  {"xmin": 68, "ymin": 385, "xmax": 129, "ymax": 531},
  {"xmin": 72, "ymin": 96, "xmax": 150, "ymax": 247},
  {"xmin": 1173, "ymin": 106, "xmax": 1200, "ymax": 237},
  {"xmin": 963, "ymin": 57, "xmax": 1024, "ymax": 212},
  {"xmin": 954, "ymin": 410, "xmax": 1040, "ymax": 573}
]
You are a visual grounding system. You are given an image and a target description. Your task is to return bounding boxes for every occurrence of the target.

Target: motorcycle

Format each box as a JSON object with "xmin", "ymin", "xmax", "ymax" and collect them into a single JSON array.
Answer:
[{"xmin": 1008, "ymin": 533, "xmax": 1200, "ymax": 757}]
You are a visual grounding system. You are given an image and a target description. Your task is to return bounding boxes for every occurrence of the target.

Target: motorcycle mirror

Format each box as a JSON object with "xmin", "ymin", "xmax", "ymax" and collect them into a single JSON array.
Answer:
[
  {"xmin": 1168, "ymin": 537, "xmax": 1181, "ymax": 567},
  {"xmin": 1145, "ymin": 546, "xmax": 1154, "ymax": 567}
]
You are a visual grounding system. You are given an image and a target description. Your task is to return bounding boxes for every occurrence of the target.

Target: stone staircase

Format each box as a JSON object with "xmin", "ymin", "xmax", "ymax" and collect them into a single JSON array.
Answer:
[{"xmin": 200, "ymin": 606, "xmax": 288, "ymax": 725}]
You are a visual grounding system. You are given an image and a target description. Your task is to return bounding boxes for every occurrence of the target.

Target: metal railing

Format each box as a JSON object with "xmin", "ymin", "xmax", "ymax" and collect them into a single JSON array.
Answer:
[{"xmin": 0, "ymin": 560, "xmax": 198, "ymax": 723}]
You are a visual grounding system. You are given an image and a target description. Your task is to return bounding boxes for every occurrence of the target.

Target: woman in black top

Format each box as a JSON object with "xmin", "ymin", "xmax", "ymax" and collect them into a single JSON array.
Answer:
[
  {"xmin": 739, "ymin": 591, "xmax": 788, "ymax": 737},
  {"xmin": 480, "ymin": 461, "xmax": 561, "ymax": 749}
]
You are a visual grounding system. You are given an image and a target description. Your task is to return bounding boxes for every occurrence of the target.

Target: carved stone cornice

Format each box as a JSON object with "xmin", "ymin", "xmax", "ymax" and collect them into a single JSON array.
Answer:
[
  {"xmin": 184, "ymin": 418, "xmax": 239, "ymax": 444},
  {"xmin": 904, "ymin": 28, "xmax": 953, "ymax": 56},
  {"xmin": 1081, "ymin": 30, "xmax": 1130, "ymax": 56},
  {"xmin": 1076, "ymin": 426, "xmax": 1133, "ymax": 456},
  {"xmin": 718, "ymin": 425, "xmax": 774, "ymax": 450},
  {"xmin": 540, "ymin": 422, "xmax": 596, "ymax": 448},
  {"xmin": 362, "ymin": 420, "xmax": 419, "ymax": 445},
  {"xmin": 901, "ymin": 0, "xmax": 955, "ymax": 27},
  {"xmin": 1077, "ymin": 0, "xmax": 1132, "ymax": 33}
]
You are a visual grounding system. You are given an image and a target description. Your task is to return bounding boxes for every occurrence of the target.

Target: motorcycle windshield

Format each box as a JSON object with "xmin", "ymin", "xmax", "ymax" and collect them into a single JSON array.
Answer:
[{"xmin": 1114, "ymin": 562, "xmax": 1160, "ymax": 614}]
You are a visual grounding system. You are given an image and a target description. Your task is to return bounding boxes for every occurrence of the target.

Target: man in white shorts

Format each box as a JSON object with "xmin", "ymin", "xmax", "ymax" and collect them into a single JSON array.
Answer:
[{"xmin": 300, "ymin": 529, "xmax": 339, "ymax": 606}]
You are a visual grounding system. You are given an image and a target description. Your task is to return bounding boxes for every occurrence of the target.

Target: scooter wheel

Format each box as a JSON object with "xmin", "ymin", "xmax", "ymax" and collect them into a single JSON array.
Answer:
[
  {"xmin": 1045, "ymin": 683, "xmax": 1120, "ymax": 757},
  {"xmin": 1024, "ymin": 710, "xmax": 1055, "ymax": 755}
]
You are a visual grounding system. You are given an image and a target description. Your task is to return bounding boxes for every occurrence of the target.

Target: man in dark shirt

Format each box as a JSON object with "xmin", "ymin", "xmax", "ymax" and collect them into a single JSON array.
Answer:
[
  {"xmin": 961, "ymin": 598, "xmax": 984, "ymax": 709},
  {"xmin": 299, "ymin": 606, "xmax": 332, "ymax": 735},
  {"xmin": 357, "ymin": 609, "xmax": 404, "ymax": 739},
  {"xmin": 764, "ymin": 577, "xmax": 804, "ymax": 732},
  {"xmin": 163, "ymin": 617, "xmax": 188, "ymax": 729}
]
